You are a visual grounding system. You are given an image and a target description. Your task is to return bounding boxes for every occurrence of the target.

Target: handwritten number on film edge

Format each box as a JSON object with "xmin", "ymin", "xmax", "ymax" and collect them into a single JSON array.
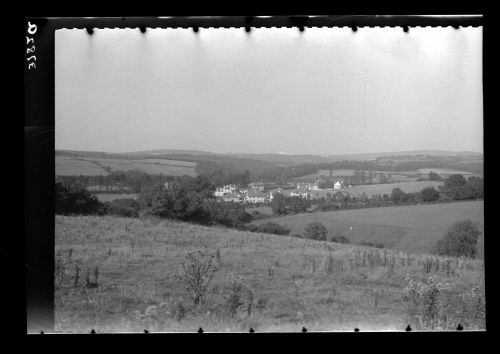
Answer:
[{"xmin": 26, "ymin": 21, "xmax": 38, "ymax": 70}]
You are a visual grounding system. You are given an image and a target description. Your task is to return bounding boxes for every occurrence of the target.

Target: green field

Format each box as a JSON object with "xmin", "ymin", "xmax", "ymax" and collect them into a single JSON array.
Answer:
[
  {"xmin": 56, "ymin": 156, "xmax": 110, "ymax": 176},
  {"xmin": 251, "ymin": 201, "xmax": 484, "ymax": 257},
  {"xmin": 56, "ymin": 155, "xmax": 197, "ymax": 176},
  {"xmin": 54, "ymin": 215, "xmax": 484, "ymax": 333},
  {"xmin": 340, "ymin": 181, "xmax": 444, "ymax": 197}
]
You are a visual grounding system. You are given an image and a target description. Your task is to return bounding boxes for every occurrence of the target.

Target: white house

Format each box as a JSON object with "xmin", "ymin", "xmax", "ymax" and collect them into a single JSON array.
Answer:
[
  {"xmin": 248, "ymin": 182, "xmax": 265, "ymax": 191},
  {"xmin": 290, "ymin": 188, "xmax": 310, "ymax": 199},
  {"xmin": 214, "ymin": 188, "xmax": 226, "ymax": 197},
  {"xmin": 214, "ymin": 184, "xmax": 237, "ymax": 197},
  {"xmin": 334, "ymin": 180, "xmax": 343, "ymax": 189},
  {"xmin": 245, "ymin": 190, "xmax": 268, "ymax": 203},
  {"xmin": 222, "ymin": 192, "xmax": 243, "ymax": 203}
]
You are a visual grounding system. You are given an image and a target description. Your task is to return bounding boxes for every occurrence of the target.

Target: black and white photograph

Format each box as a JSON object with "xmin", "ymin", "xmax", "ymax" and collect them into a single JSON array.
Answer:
[{"xmin": 46, "ymin": 18, "xmax": 484, "ymax": 333}]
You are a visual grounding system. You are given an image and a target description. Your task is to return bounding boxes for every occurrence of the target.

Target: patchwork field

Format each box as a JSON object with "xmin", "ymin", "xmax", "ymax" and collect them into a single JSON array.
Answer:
[
  {"xmin": 340, "ymin": 181, "xmax": 444, "ymax": 197},
  {"xmin": 56, "ymin": 156, "xmax": 110, "ymax": 176},
  {"xmin": 251, "ymin": 201, "xmax": 484, "ymax": 257},
  {"xmin": 54, "ymin": 215, "xmax": 484, "ymax": 333},
  {"xmin": 56, "ymin": 155, "xmax": 197, "ymax": 176}
]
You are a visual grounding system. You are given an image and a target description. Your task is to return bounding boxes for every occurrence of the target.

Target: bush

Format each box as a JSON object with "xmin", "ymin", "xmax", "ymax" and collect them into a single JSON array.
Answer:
[
  {"xmin": 391, "ymin": 187, "xmax": 407, "ymax": 204},
  {"xmin": 176, "ymin": 251, "xmax": 218, "ymax": 305},
  {"xmin": 104, "ymin": 198, "xmax": 140, "ymax": 217},
  {"xmin": 428, "ymin": 171, "xmax": 443, "ymax": 181},
  {"xmin": 359, "ymin": 240, "xmax": 384, "ymax": 248},
  {"xmin": 401, "ymin": 276, "xmax": 449, "ymax": 330},
  {"xmin": 303, "ymin": 221, "xmax": 328, "ymax": 241},
  {"xmin": 55, "ymin": 183, "xmax": 103, "ymax": 215},
  {"xmin": 434, "ymin": 220, "xmax": 481, "ymax": 258},
  {"xmin": 401, "ymin": 276, "xmax": 485, "ymax": 330},
  {"xmin": 440, "ymin": 174, "xmax": 483, "ymax": 200},
  {"xmin": 331, "ymin": 235, "xmax": 350, "ymax": 244},
  {"xmin": 257, "ymin": 222, "xmax": 291, "ymax": 235},
  {"xmin": 420, "ymin": 186, "xmax": 440, "ymax": 202},
  {"xmin": 220, "ymin": 275, "xmax": 254, "ymax": 318}
]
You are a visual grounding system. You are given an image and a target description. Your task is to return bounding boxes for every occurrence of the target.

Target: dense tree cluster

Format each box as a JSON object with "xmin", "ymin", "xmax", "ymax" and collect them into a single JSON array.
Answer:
[
  {"xmin": 420, "ymin": 186, "xmax": 441, "ymax": 202},
  {"xmin": 435, "ymin": 220, "xmax": 481, "ymax": 258},
  {"xmin": 242, "ymin": 222, "xmax": 291, "ymax": 235},
  {"xmin": 55, "ymin": 183, "xmax": 103, "ymax": 215},
  {"xmin": 303, "ymin": 221, "xmax": 328, "ymax": 241},
  {"xmin": 103, "ymin": 198, "xmax": 141, "ymax": 217},
  {"xmin": 439, "ymin": 175, "xmax": 484, "ymax": 200},
  {"xmin": 271, "ymin": 194, "xmax": 312, "ymax": 215},
  {"xmin": 428, "ymin": 171, "xmax": 443, "ymax": 181},
  {"xmin": 56, "ymin": 170, "xmax": 175, "ymax": 194}
]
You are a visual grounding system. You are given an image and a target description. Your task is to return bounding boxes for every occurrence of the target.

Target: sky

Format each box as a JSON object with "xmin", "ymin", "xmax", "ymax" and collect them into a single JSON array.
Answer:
[{"xmin": 55, "ymin": 27, "xmax": 483, "ymax": 155}]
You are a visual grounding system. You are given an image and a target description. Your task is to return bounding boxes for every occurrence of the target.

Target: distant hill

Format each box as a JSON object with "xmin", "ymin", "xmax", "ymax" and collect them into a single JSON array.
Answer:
[
  {"xmin": 56, "ymin": 149, "xmax": 483, "ymax": 176},
  {"xmin": 234, "ymin": 150, "xmax": 482, "ymax": 165}
]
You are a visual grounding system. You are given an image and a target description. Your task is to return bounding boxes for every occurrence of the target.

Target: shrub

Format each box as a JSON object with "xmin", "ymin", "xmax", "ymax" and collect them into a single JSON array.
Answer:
[
  {"xmin": 419, "ymin": 186, "xmax": 441, "ymax": 202},
  {"xmin": 331, "ymin": 235, "xmax": 350, "ymax": 244},
  {"xmin": 359, "ymin": 240, "xmax": 384, "ymax": 248},
  {"xmin": 256, "ymin": 297, "xmax": 269, "ymax": 313},
  {"xmin": 257, "ymin": 222, "xmax": 291, "ymax": 235},
  {"xmin": 55, "ymin": 183, "xmax": 103, "ymax": 215},
  {"xmin": 391, "ymin": 187, "xmax": 407, "ymax": 204},
  {"xmin": 303, "ymin": 221, "xmax": 328, "ymax": 241},
  {"xmin": 401, "ymin": 276, "xmax": 449, "ymax": 330},
  {"xmin": 434, "ymin": 220, "xmax": 481, "ymax": 258},
  {"xmin": 221, "ymin": 275, "xmax": 254, "ymax": 318},
  {"xmin": 440, "ymin": 174, "xmax": 482, "ymax": 200},
  {"xmin": 401, "ymin": 276, "xmax": 485, "ymax": 330},
  {"xmin": 239, "ymin": 224, "xmax": 258, "ymax": 233},
  {"xmin": 428, "ymin": 171, "xmax": 443, "ymax": 181},
  {"xmin": 176, "ymin": 251, "xmax": 218, "ymax": 305},
  {"xmin": 104, "ymin": 198, "xmax": 140, "ymax": 217}
]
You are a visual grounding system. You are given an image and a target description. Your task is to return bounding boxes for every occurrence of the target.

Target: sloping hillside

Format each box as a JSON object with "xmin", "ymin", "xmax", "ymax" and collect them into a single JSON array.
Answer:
[{"xmin": 55, "ymin": 215, "xmax": 484, "ymax": 333}]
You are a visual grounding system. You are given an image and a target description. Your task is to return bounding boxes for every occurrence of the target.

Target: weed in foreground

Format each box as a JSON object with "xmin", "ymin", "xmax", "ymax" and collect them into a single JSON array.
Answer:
[{"xmin": 176, "ymin": 251, "xmax": 218, "ymax": 306}]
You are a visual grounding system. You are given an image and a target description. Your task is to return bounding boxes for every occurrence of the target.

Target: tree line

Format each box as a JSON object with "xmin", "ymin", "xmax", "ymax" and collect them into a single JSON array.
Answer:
[
  {"xmin": 270, "ymin": 174, "xmax": 483, "ymax": 216},
  {"xmin": 55, "ymin": 173, "xmax": 483, "ymax": 240}
]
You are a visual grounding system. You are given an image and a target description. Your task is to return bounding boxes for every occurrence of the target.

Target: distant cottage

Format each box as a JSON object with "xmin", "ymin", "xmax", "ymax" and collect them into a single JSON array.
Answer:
[
  {"xmin": 245, "ymin": 190, "xmax": 268, "ymax": 203},
  {"xmin": 222, "ymin": 192, "xmax": 243, "ymax": 203},
  {"xmin": 214, "ymin": 184, "xmax": 237, "ymax": 197},
  {"xmin": 290, "ymin": 188, "xmax": 310, "ymax": 199}
]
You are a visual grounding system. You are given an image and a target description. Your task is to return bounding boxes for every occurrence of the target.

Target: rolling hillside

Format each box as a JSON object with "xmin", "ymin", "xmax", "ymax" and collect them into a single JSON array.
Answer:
[{"xmin": 55, "ymin": 215, "xmax": 484, "ymax": 333}]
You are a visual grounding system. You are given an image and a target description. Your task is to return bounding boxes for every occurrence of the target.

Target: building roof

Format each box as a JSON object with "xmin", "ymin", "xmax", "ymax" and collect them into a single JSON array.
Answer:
[
  {"xmin": 223, "ymin": 192, "xmax": 242, "ymax": 199},
  {"xmin": 270, "ymin": 188, "xmax": 292, "ymax": 196},
  {"xmin": 247, "ymin": 190, "xmax": 268, "ymax": 198}
]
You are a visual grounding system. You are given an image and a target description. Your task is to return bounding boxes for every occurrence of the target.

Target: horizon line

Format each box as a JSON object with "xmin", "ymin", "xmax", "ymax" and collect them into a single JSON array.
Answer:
[{"xmin": 55, "ymin": 148, "xmax": 483, "ymax": 156}]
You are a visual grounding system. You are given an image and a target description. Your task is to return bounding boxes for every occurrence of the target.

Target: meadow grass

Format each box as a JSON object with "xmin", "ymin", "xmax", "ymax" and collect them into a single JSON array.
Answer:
[{"xmin": 55, "ymin": 215, "xmax": 485, "ymax": 333}]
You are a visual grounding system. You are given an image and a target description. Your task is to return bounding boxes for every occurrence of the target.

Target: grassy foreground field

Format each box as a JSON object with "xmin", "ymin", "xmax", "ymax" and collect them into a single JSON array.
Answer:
[
  {"xmin": 55, "ymin": 215, "xmax": 484, "ymax": 333},
  {"xmin": 251, "ymin": 201, "xmax": 484, "ymax": 257}
]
